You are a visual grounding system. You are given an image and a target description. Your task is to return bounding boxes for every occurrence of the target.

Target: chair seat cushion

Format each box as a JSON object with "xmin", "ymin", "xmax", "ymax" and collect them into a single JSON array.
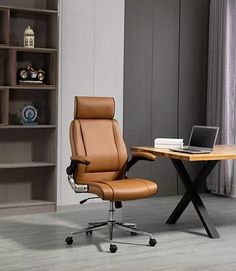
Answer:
[{"xmin": 87, "ymin": 178, "xmax": 158, "ymax": 201}]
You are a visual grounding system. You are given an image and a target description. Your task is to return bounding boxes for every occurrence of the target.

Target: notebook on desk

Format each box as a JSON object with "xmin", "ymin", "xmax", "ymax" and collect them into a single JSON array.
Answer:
[{"xmin": 170, "ymin": 125, "xmax": 219, "ymax": 154}]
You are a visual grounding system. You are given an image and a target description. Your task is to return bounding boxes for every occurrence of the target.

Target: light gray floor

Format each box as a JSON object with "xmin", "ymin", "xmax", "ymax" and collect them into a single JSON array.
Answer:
[{"xmin": 1, "ymin": 194, "xmax": 236, "ymax": 271}]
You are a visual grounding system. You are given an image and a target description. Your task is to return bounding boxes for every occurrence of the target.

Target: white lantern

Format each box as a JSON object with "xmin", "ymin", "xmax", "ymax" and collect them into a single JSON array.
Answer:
[{"xmin": 24, "ymin": 26, "xmax": 35, "ymax": 48}]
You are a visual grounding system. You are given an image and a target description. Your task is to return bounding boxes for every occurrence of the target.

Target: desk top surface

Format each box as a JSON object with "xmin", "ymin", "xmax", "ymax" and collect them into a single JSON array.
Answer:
[{"xmin": 131, "ymin": 145, "xmax": 236, "ymax": 161}]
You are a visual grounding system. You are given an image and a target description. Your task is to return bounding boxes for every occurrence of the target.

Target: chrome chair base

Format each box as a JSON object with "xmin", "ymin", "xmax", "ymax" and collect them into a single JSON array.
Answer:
[{"xmin": 65, "ymin": 202, "xmax": 157, "ymax": 253}]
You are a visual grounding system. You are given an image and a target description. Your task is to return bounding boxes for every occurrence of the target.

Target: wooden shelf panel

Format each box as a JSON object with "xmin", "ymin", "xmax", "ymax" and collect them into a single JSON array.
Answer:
[
  {"xmin": 0, "ymin": 200, "xmax": 56, "ymax": 216},
  {"xmin": 0, "ymin": 45, "xmax": 57, "ymax": 52},
  {"xmin": 0, "ymin": 162, "xmax": 56, "ymax": 169},
  {"xmin": 0, "ymin": 200, "xmax": 55, "ymax": 209},
  {"xmin": 0, "ymin": 85, "xmax": 56, "ymax": 89},
  {"xmin": 0, "ymin": 49, "xmax": 12, "ymax": 85},
  {"xmin": 0, "ymin": 125, "xmax": 56, "ymax": 129},
  {"xmin": 0, "ymin": 7, "xmax": 9, "ymax": 45},
  {"xmin": 0, "ymin": 89, "xmax": 8, "ymax": 125},
  {"xmin": 0, "ymin": 6, "xmax": 58, "ymax": 14}
]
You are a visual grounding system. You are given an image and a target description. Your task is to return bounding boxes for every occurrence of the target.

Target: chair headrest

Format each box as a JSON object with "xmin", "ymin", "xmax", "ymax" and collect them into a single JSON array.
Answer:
[{"xmin": 74, "ymin": 96, "xmax": 115, "ymax": 119}]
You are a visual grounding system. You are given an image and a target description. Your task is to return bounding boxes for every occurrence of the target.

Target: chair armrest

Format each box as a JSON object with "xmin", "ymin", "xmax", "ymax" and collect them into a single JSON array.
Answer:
[
  {"xmin": 131, "ymin": 151, "xmax": 156, "ymax": 161},
  {"xmin": 126, "ymin": 151, "xmax": 157, "ymax": 171},
  {"xmin": 66, "ymin": 155, "xmax": 91, "ymax": 176},
  {"xmin": 70, "ymin": 155, "xmax": 91, "ymax": 165}
]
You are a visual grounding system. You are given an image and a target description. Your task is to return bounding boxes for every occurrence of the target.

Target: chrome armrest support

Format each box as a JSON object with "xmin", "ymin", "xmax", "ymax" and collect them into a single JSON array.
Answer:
[{"xmin": 68, "ymin": 174, "xmax": 88, "ymax": 193}]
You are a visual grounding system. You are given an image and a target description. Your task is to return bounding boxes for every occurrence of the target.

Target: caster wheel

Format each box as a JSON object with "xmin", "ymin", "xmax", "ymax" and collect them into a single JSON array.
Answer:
[
  {"xmin": 149, "ymin": 238, "xmax": 157, "ymax": 247},
  {"xmin": 65, "ymin": 236, "xmax": 73, "ymax": 245},
  {"xmin": 131, "ymin": 232, "xmax": 138, "ymax": 236},
  {"xmin": 86, "ymin": 231, "xmax": 93, "ymax": 235},
  {"xmin": 110, "ymin": 244, "xmax": 118, "ymax": 253}
]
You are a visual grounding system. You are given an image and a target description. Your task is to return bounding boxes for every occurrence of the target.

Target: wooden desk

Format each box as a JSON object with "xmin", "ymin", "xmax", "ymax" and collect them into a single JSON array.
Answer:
[{"xmin": 131, "ymin": 145, "xmax": 236, "ymax": 239}]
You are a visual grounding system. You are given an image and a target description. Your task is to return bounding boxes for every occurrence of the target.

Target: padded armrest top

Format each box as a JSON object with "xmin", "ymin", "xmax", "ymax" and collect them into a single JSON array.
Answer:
[
  {"xmin": 70, "ymin": 155, "xmax": 91, "ymax": 165},
  {"xmin": 131, "ymin": 151, "xmax": 157, "ymax": 161}
]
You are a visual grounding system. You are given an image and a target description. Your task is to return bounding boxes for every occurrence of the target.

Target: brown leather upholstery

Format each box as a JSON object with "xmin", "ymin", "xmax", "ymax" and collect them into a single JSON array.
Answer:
[
  {"xmin": 70, "ymin": 96, "xmax": 158, "ymax": 201},
  {"xmin": 88, "ymin": 179, "xmax": 157, "ymax": 201},
  {"xmin": 74, "ymin": 96, "xmax": 115, "ymax": 119}
]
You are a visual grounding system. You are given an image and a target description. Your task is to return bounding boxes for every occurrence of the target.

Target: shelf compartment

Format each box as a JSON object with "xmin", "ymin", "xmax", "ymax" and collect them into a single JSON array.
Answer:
[
  {"xmin": 9, "ymin": 88, "xmax": 56, "ymax": 125},
  {"xmin": 0, "ymin": 88, "xmax": 8, "ymax": 125},
  {"xmin": 0, "ymin": 7, "xmax": 9, "ymax": 45},
  {"xmin": 10, "ymin": 8, "xmax": 57, "ymax": 48},
  {"xmin": 0, "ymin": 128, "xmax": 56, "ymax": 164},
  {"xmin": 0, "ymin": 50, "xmax": 8, "ymax": 85},
  {"xmin": 0, "ymin": 49, "xmax": 15, "ymax": 85},
  {"xmin": 0, "ymin": 167, "xmax": 56, "ymax": 202},
  {"xmin": 0, "ymin": 0, "xmax": 58, "ymax": 12},
  {"xmin": 17, "ymin": 51, "xmax": 57, "ymax": 85}
]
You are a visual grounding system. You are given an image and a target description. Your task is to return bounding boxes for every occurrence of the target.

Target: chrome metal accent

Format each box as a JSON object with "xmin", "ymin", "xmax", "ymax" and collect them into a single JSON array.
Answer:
[
  {"xmin": 71, "ymin": 222, "xmax": 107, "ymax": 236},
  {"xmin": 69, "ymin": 201, "xmax": 155, "ymax": 245},
  {"xmin": 116, "ymin": 222, "xmax": 152, "ymax": 238},
  {"xmin": 67, "ymin": 175, "xmax": 88, "ymax": 193}
]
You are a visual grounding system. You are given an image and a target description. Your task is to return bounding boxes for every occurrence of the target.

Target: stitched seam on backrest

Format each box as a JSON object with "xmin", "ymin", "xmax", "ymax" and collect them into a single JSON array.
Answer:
[
  {"xmin": 77, "ymin": 120, "xmax": 88, "ymax": 174},
  {"xmin": 112, "ymin": 120, "xmax": 121, "ymax": 173},
  {"xmin": 70, "ymin": 121, "xmax": 76, "ymax": 155},
  {"xmin": 78, "ymin": 120, "xmax": 87, "ymax": 157}
]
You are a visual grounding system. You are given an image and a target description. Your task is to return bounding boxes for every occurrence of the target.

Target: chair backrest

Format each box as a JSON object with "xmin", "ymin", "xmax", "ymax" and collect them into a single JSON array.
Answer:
[{"xmin": 70, "ymin": 96, "xmax": 128, "ymax": 184}]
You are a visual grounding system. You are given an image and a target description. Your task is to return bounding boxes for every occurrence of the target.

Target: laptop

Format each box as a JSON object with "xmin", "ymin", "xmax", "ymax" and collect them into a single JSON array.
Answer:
[{"xmin": 170, "ymin": 125, "xmax": 219, "ymax": 154}]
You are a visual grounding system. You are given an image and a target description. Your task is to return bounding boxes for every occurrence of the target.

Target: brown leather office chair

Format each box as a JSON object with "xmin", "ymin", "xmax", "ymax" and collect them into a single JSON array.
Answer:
[{"xmin": 65, "ymin": 96, "xmax": 158, "ymax": 253}]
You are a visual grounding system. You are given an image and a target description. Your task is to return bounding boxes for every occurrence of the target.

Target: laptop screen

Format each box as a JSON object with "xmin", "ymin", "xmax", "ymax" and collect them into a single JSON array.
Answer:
[{"xmin": 189, "ymin": 126, "xmax": 219, "ymax": 149}]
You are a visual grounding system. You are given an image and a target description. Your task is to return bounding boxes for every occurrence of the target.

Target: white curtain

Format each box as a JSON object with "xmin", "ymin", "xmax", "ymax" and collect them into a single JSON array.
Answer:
[{"xmin": 207, "ymin": 0, "xmax": 236, "ymax": 196}]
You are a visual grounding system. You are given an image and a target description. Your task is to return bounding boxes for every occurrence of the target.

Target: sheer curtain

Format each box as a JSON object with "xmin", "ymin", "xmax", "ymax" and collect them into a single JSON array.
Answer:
[{"xmin": 207, "ymin": 0, "xmax": 236, "ymax": 196}]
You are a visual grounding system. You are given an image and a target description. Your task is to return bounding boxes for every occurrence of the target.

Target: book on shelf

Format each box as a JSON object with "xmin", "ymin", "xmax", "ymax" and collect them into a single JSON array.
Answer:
[{"xmin": 154, "ymin": 138, "xmax": 183, "ymax": 149}]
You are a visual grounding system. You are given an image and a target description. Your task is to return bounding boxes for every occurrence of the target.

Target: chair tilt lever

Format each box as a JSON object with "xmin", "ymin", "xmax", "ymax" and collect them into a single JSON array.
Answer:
[{"xmin": 80, "ymin": 197, "xmax": 99, "ymax": 204}]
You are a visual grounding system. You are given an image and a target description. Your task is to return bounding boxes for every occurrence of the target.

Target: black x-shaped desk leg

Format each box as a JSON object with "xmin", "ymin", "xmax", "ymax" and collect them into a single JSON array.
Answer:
[{"xmin": 166, "ymin": 159, "xmax": 220, "ymax": 239}]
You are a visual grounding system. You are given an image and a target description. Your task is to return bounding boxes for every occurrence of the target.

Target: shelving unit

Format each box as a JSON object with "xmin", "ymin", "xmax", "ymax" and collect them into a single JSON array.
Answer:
[{"xmin": 0, "ymin": 0, "xmax": 58, "ymax": 216}]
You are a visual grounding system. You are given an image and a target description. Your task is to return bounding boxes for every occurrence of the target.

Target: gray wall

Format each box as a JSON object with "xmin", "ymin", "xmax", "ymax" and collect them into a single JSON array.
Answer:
[
  {"xmin": 124, "ymin": 0, "xmax": 210, "ymax": 196},
  {"xmin": 58, "ymin": 0, "xmax": 125, "ymax": 206}
]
